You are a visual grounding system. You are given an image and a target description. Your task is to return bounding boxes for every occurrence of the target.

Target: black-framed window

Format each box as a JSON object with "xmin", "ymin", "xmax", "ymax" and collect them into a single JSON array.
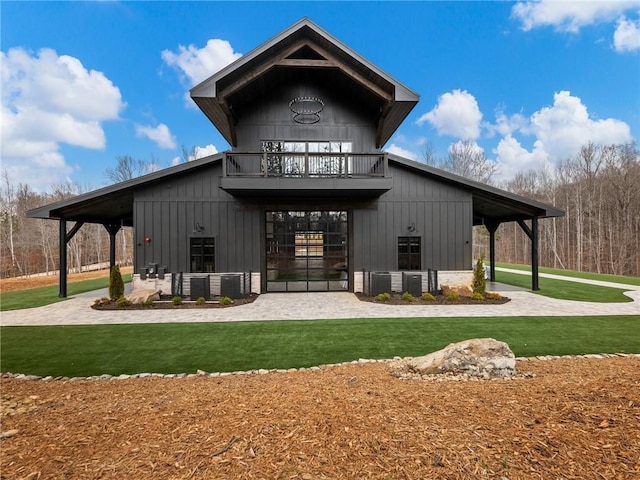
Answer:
[
  {"xmin": 398, "ymin": 236, "xmax": 421, "ymax": 270},
  {"xmin": 191, "ymin": 237, "xmax": 215, "ymax": 273}
]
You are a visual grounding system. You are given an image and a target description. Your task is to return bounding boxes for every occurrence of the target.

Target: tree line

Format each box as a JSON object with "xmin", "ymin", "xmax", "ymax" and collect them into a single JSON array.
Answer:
[
  {"xmin": 434, "ymin": 142, "xmax": 639, "ymax": 277},
  {"xmin": 1, "ymin": 144, "xmax": 638, "ymax": 279}
]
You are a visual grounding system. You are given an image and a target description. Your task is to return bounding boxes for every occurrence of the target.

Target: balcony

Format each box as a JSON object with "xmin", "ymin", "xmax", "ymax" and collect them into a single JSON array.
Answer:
[{"xmin": 219, "ymin": 152, "xmax": 392, "ymax": 198}]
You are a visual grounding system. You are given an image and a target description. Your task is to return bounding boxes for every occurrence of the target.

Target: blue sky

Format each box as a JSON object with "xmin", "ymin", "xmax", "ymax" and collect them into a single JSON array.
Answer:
[{"xmin": 2, "ymin": 1, "xmax": 639, "ymax": 192}]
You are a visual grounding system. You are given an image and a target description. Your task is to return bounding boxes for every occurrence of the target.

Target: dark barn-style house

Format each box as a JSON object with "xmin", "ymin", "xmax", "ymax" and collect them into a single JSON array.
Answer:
[{"xmin": 28, "ymin": 18, "xmax": 563, "ymax": 299}]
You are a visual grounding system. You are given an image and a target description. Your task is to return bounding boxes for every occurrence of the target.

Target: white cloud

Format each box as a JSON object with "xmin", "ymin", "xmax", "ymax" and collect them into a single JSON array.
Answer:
[
  {"xmin": 416, "ymin": 89, "xmax": 482, "ymax": 140},
  {"xmin": 162, "ymin": 39, "xmax": 242, "ymax": 87},
  {"xmin": 192, "ymin": 144, "xmax": 218, "ymax": 159},
  {"xmin": 494, "ymin": 135, "xmax": 549, "ymax": 180},
  {"xmin": 614, "ymin": 16, "xmax": 640, "ymax": 52},
  {"xmin": 1, "ymin": 47, "xmax": 125, "ymax": 190},
  {"xmin": 529, "ymin": 91, "xmax": 632, "ymax": 159},
  {"xmin": 171, "ymin": 143, "xmax": 219, "ymax": 166},
  {"xmin": 385, "ymin": 143, "xmax": 418, "ymax": 161},
  {"xmin": 493, "ymin": 91, "xmax": 632, "ymax": 179},
  {"xmin": 512, "ymin": 0, "xmax": 636, "ymax": 33},
  {"xmin": 135, "ymin": 123, "xmax": 176, "ymax": 149}
]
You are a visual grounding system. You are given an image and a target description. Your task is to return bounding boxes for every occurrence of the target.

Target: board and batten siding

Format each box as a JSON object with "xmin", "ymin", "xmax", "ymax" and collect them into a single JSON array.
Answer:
[
  {"xmin": 352, "ymin": 164, "xmax": 473, "ymax": 272},
  {"xmin": 133, "ymin": 163, "xmax": 261, "ymax": 274},
  {"xmin": 234, "ymin": 82, "xmax": 378, "ymax": 151}
]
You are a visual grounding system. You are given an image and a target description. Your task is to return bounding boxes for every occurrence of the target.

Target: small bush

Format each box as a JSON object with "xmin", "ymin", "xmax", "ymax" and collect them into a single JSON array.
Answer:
[
  {"xmin": 141, "ymin": 299, "xmax": 154, "ymax": 307},
  {"xmin": 93, "ymin": 297, "xmax": 111, "ymax": 307},
  {"xmin": 116, "ymin": 296, "xmax": 131, "ymax": 308},
  {"xmin": 472, "ymin": 257, "xmax": 487, "ymax": 295},
  {"xmin": 375, "ymin": 292, "xmax": 391, "ymax": 302},
  {"xmin": 109, "ymin": 265, "xmax": 124, "ymax": 301},
  {"xmin": 446, "ymin": 291, "xmax": 461, "ymax": 302},
  {"xmin": 486, "ymin": 292, "xmax": 502, "ymax": 300},
  {"xmin": 219, "ymin": 296, "xmax": 233, "ymax": 306},
  {"xmin": 195, "ymin": 297, "xmax": 207, "ymax": 306},
  {"xmin": 472, "ymin": 292, "xmax": 484, "ymax": 301},
  {"xmin": 421, "ymin": 292, "xmax": 436, "ymax": 301},
  {"xmin": 401, "ymin": 292, "xmax": 415, "ymax": 302},
  {"xmin": 172, "ymin": 296, "xmax": 183, "ymax": 306}
]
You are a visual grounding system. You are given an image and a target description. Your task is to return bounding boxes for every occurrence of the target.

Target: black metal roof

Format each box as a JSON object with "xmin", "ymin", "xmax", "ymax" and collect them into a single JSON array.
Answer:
[
  {"xmin": 27, "ymin": 153, "xmax": 564, "ymax": 226},
  {"xmin": 190, "ymin": 18, "xmax": 420, "ymax": 149}
]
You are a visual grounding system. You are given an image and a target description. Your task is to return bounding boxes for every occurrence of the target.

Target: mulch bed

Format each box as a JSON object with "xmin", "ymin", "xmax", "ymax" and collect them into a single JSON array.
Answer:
[
  {"xmin": 1, "ymin": 356, "xmax": 638, "ymax": 479},
  {"xmin": 92, "ymin": 294, "xmax": 259, "ymax": 310},
  {"xmin": 356, "ymin": 292, "xmax": 511, "ymax": 305}
]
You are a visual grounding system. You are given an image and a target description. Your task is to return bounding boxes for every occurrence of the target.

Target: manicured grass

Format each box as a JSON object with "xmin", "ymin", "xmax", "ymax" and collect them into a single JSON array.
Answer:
[
  {"xmin": 0, "ymin": 275, "xmax": 132, "ymax": 312},
  {"xmin": 496, "ymin": 262, "xmax": 640, "ymax": 286},
  {"xmin": 1, "ymin": 315, "xmax": 638, "ymax": 377},
  {"xmin": 495, "ymin": 270, "xmax": 634, "ymax": 303}
]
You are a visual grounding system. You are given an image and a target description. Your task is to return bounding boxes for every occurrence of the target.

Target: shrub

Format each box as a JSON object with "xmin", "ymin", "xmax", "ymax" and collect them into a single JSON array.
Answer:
[
  {"xmin": 195, "ymin": 297, "xmax": 207, "ymax": 306},
  {"xmin": 141, "ymin": 299, "xmax": 154, "ymax": 307},
  {"xmin": 472, "ymin": 292, "xmax": 484, "ymax": 301},
  {"xmin": 219, "ymin": 296, "xmax": 233, "ymax": 306},
  {"xmin": 401, "ymin": 292, "xmax": 415, "ymax": 302},
  {"xmin": 116, "ymin": 296, "xmax": 131, "ymax": 308},
  {"xmin": 172, "ymin": 296, "xmax": 183, "ymax": 306},
  {"xmin": 486, "ymin": 292, "xmax": 502, "ymax": 300},
  {"xmin": 472, "ymin": 257, "xmax": 487, "ymax": 296},
  {"xmin": 446, "ymin": 291, "xmax": 461, "ymax": 302},
  {"xmin": 375, "ymin": 292, "xmax": 391, "ymax": 302},
  {"xmin": 93, "ymin": 297, "xmax": 111, "ymax": 307},
  {"xmin": 421, "ymin": 292, "xmax": 436, "ymax": 301},
  {"xmin": 109, "ymin": 265, "xmax": 124, "ymax": 301}
]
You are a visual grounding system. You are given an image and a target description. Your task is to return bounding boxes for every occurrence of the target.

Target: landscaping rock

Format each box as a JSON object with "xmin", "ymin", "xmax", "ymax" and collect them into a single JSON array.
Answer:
[
  {"xmin": 406, "ymin": 338, "xmax": 516, "ymax": 377},
  {"xmin": 441, "ymin": 285, "xmax": 473, "ymax": 298},
  {"xmin": 125, "ymin": 289, "xmax": 162, "ymax": 304}
]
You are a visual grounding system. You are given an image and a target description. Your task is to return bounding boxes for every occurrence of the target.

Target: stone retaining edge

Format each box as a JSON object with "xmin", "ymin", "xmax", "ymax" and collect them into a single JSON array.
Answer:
[{"xmin": 2, "ymin": 353, "xmax": 638, "ymax": 382}]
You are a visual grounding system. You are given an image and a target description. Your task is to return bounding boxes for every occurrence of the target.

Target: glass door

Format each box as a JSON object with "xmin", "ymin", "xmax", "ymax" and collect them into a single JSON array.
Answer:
[{"xmin": 266, "ymin": 211, "xmax": 348, "ymax": 292}]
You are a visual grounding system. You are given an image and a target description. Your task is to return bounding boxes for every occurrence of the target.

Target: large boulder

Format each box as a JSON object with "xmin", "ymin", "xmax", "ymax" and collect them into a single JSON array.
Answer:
[
  {"xmin": 406, "ymin": 338, "xmax": 516, "ymax": 377},
  {"xmin": 125, "ymin": 289, "xmax": 161, "ymax": 304}
]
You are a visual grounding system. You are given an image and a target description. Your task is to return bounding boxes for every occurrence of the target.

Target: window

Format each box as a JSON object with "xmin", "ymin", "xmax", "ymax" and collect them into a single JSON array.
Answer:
[
  {"xmin": 398, "ymin": 237, "xmax": 421, "ymax": 270},
  {"xmin": 261, "ymin": 141, "xmax": 353, "ymax": 176},
  {"xmin": 191, "ymin": 237, "xmax": 215, "ymax": 273}
]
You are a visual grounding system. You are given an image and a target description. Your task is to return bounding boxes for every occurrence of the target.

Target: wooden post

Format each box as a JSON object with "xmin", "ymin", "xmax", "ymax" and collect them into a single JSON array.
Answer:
[{"xmin": 59, "ymin": 219, "xmax": 67, "ymax": 298}]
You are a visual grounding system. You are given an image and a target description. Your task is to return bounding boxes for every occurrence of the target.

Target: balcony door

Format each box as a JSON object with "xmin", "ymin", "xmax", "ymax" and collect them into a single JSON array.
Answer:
[{"xmin": 265, "ymin": 211, "xmax": 348, "ymax": 292}]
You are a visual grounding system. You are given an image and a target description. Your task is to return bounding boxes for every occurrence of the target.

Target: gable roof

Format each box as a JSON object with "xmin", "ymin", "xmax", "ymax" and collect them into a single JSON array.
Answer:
[
  {"xmin": 190, "ymin": 18, "xmax": 420, "ymax": 148},
  {"xmin": 28, "ymin": 152, "xmax": 563, "ymax": 226}
]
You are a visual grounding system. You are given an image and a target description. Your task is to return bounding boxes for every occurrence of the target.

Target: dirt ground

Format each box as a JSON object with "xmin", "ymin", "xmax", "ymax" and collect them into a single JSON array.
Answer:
[
  {"xmin": 1, "ymin": 356, "xmax": 638, "ymax": 479},
  {"xmin": 0, "ymin": 267, "xmax": 133, "ymax": 294}
]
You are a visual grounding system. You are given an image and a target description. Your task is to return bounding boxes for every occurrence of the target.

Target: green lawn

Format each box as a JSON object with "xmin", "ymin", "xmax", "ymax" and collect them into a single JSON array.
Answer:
[
  {"xmin": 494, "ymin": 270, "xmax": 634, "ymax": 302},
  {"xmin": 1, "ymin": 315, "xmax": 638, "ymax": 377},
  {"xmin": 0, "ymin": 274, "xmax": 132, "ymax": 312},
  {"xmin": 496, "ymin": 262, "xmax": 640, "ymax": 286}
]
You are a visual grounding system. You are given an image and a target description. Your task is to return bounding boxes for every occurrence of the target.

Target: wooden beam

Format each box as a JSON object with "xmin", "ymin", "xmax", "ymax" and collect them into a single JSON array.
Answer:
[
  {"xmin": 103, "ymin": 224, "xmax": 121, "ymax": 273},
  {"xmin": 531, "ymin": 216, "xmax": 540, "ymax": 291},
  {"xmin": 59, "ymin": 219, "xmax": 67, "ymax": 298},
  {"xmin": 485, "ymin": 220, "xmax": 500, "ymax": 282}
]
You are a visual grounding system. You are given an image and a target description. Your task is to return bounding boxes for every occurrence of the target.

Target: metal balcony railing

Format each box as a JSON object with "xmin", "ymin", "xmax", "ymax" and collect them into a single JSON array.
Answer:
[{"xmin": 224, "ymin": 152, "xmax": 388, "ymax": 178}]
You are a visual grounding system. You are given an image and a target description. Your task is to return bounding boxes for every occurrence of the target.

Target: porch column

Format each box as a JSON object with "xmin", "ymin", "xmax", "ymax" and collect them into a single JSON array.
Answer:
[
  {"xmin": 58, "ymin": 220, "xmax": 85, "ymax": 298},
  {"xmin": 517, "ymin": 217, "xmax": 540, "ymax": 291},
  {"xmin": 103, "ymin": 224, "xmax": 122, "ymax": 272},
  {"xmin": 485, "ymin": 220, "xmax": 500, "ymax": 282},
  {"xmin": 531, "ymin": 216, "xmax": 539, "ymax": 291},
  {"xmin": 59, "ymin": 219, "xmax": 67, "ymax": 298}
]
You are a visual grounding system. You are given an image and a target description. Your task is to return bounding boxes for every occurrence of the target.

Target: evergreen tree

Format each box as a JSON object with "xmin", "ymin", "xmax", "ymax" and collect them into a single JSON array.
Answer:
[{"xmin": 109, "ymin": 265, "xmax": 124, "ymax": 301}]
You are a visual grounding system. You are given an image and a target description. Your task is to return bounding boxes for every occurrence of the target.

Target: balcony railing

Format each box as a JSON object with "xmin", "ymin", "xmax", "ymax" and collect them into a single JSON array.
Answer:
[{"xmin": 224, "ymin": 152, "xmax": 388, "ymax": 178}]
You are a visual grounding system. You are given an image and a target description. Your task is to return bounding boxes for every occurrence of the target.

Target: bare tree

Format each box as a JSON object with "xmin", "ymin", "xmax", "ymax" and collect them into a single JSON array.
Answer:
[
  {"xmin": 105, "ymin": 155, "xmax": 149, "ymax": 184},
  {"xmin": 444, "ymin": 140, "xmax": 499, "ymax": 184}
]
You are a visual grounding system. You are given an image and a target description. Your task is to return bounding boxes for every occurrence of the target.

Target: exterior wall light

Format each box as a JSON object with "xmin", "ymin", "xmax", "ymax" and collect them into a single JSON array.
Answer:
[{"xmin": 145, "ymin": 236, "xmax": 151, "ymax": 244}]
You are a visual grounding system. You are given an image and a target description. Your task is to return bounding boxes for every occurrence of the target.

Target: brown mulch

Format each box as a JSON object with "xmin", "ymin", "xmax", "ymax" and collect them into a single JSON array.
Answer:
[
  {"xmin": 356, "ymin": 293, "xmax": 511, "ymax": 305},
  {"xmin": 2, "ymin": 356, "xmax": 639, "ymax": 479},
  {"xmin": 92, "ymin": 295, "xmax": 259, "ymax": 310},
  {"xmin": 0, "ymin": 267, "xmax": 133, "ymax": 294}
]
